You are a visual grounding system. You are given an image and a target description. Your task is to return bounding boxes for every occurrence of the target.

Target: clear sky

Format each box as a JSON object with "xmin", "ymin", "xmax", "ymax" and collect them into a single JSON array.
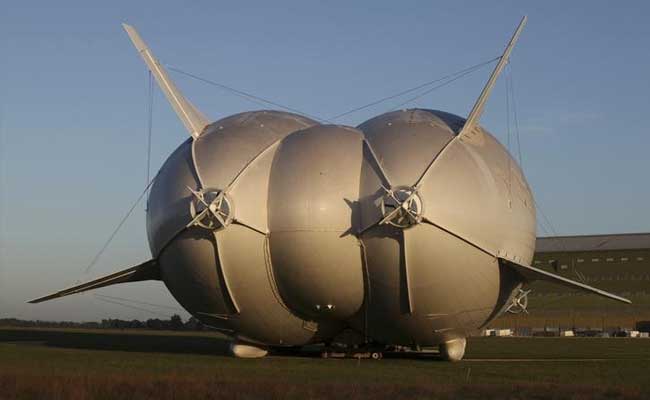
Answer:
[{"xmin": 1, "ymin": 0, "xmax": 649, "ymax": 322}]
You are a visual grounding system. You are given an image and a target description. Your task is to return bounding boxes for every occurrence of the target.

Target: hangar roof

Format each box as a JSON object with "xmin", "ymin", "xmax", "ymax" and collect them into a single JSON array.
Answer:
[{"xmin": 536, "ymin": 233, "xmax": 650, "ymax": 253}]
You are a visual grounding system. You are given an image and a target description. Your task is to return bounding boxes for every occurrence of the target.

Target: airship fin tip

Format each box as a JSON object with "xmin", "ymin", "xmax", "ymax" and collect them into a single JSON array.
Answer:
[
  {"xmin": 28, "ymin": 259, "xmax": 160, "ymax": 304},
  {"xmin": 122, "ymin": 24, "xmax": 210, "ymax": 138},
  {"xmin": 459, "ymin": 16, "xmax": 527, "ymax": 137},
  {"xmin": 500, "ymin": 257, "xmax": 631, "ymax": 304}
]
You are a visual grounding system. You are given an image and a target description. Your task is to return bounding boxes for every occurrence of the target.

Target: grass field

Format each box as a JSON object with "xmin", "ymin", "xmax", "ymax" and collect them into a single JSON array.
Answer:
[{"xmin": 1, "ymin": 328, "xmax": 650, "ymax": 399}]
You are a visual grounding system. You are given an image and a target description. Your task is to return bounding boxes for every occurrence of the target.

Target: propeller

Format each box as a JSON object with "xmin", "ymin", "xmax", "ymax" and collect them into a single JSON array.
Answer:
[
  {"xmin": 505, "ymin": 288, "xmax": 531, "ymax": 314},
  {"xmin": 187, "ymin": 187, "xmax": 232, "ymax": 230}
]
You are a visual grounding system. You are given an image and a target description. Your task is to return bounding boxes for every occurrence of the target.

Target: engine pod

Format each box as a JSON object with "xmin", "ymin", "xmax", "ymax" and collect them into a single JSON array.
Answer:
[{"xmin": 268, "ymin": 125, "xmax": 365, "ymax": 321}]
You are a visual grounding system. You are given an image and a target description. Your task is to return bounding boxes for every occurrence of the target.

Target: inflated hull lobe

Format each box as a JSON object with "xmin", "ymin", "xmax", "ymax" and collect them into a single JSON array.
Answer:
[
  {"xmin": 146, "ymin": 109, "xmax": 536, "ymax": 346},
  {"xmin": 351, "ymin": 109, "xmax": 534, "ymax": 344},
  {"xmin": 268, "ymin": 125, "xmax": 366, "ymax": 321},
  {"xmin": 151, "ymin": 111, "xmax": 342, "ymax": 345}
]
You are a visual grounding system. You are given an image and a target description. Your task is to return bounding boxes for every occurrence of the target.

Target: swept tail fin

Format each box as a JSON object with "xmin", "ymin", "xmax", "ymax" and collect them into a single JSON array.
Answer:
[
  {"xmin": 500, "ymin": 257, "xmax": 631, "ymax": 304},
  {"xmin": 122, "ymin": 24, "xmax": 210, "ymax": 138},
  {"xmin": 28, "ymin": 259, "xmax": 160, "ymax": 304},
  {"xmin": 459, "ymin": 16, "xmax": 527, "ymax": 138}
]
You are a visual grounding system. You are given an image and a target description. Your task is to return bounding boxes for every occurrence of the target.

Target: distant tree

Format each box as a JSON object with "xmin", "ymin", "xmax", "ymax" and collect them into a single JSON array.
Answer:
[
  {"xmin": 170, "ymin": 314, "xmax": 184, "ymax": 330},
  {"xmin": 129, "ymin": 320, "xmax": 143, "ymax": 329},
  {"xmin": 0, "ymin": 317, "xmax": 208, "ymax": 331},
  {"xmin": 184, "ymin": 316, "xmax": 204, "ymax": 331},
  {"xmin": 146, "ymin": 319, "xmax": 163, "ymax": 330}
]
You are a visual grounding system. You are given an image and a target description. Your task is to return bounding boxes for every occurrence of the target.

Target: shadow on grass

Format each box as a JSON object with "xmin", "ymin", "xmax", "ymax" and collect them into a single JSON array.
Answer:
[{"xmin": 0, "ymin": 329, "xmax": 232, "ymax": 356}]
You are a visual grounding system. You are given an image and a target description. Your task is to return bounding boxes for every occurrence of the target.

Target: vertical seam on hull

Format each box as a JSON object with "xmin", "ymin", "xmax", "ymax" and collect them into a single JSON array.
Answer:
[
  {"xmin": 212, "ymin": 232, "xmax": 241, "ymax": 314},
  {"xmin": 400, "ymin": 231, "xmax": 414, "ymax": 315},
  {"xmin": 359, "ymin": 239, "xmax": 371, "ymax": 342},
  {"xmin": 263, "ymin": 234, "xmax": 294, "ymax": 314},
  {"xmin": 191, "ymin": 138, "xmax": 207, "ymax": 189}
]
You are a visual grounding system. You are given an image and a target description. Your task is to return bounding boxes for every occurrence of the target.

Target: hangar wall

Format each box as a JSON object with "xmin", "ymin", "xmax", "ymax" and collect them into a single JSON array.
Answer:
[{"xmin": 492, "ymin": 233, "xmax": 650, "ymax": 333}]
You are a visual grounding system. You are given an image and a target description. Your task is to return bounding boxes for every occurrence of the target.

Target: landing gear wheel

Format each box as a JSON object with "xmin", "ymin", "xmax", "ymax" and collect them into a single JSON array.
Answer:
[{"xmin": 370, "ymin": 352, "xmax": 383, "ymax": 360}]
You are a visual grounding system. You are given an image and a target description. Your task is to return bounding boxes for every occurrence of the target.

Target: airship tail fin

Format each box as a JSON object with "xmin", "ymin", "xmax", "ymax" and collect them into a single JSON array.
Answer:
[
  {"xmin": 28, "ymin": 259, "xmax": 160, "ymax": 304},
  {"xmin": 500, "ymin": 258, "xmax": 631, "ymax": 304},
  {"xmin": 122, "ymin": 23, "xmax": 210, "ymax": 138},
  {"xmin": 459, "ymin": 16, "xmax": 527, "ymax": 138}
]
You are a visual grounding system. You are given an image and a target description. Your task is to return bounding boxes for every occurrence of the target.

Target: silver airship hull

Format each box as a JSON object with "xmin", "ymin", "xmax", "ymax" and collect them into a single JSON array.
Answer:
[
  {"xmin": 146, "ymin": 108, "xmax": 535, "ymax": 348},
  {"xmin": 30, "ymin": 20, "xmax": 631, "ymax": 362}
]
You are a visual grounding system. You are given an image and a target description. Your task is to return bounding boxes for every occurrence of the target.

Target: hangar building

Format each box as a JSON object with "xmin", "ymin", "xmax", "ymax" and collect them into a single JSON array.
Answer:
[{"xmin": 493, "ymin": 233, "xmax": 650, "ymax": 333}]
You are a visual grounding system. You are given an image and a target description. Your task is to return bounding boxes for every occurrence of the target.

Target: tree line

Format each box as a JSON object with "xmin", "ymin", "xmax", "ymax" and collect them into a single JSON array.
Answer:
[{"xmin": 0, "ymin": 315, "xmax": 207, "ymax": 331}]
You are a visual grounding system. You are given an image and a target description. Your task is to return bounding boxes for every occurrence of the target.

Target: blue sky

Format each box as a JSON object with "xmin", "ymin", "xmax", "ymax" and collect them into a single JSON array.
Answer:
[{"xmin": 1, "ymin": 1, "xmax": 649, "ymax": 321}]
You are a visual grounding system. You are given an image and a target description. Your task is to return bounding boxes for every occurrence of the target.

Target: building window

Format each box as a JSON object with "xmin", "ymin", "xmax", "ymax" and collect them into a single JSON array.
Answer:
[
  {"xmin": 577, "ymin": 258, "xmax": 584, "ymax": 263},
  {"xmin": 621, "ymin": 257, "xmax": 629, "ymax": 262},
  {"xmin": 548, "ymin": 259, "xmax": 556, "ymax": 264},
  {"xmin": 606, "ymin": 258, "xmax": 614, "ymax": 262},
  {"xmin": 560, "ymin": 264, "xmax": 568, "ymax": 270},
  {"xmin": 638, "ymin": 257, "xmax": 645, "ymax": 262},
  {"xmin": 592, "ymin": 258, "xmax": 600, "ymax": 262}
]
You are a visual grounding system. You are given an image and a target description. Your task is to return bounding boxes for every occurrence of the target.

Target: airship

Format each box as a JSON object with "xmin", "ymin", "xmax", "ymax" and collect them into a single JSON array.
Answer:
[{"xmin": 31, "ymin": 17, "xmax": 630, "ymax": 361}]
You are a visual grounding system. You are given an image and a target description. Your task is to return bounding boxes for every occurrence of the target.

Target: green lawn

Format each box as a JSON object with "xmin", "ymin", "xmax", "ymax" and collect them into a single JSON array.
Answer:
[{"xmin": 1, "ymin": 328, "xmax": 649, "ymax": 399}]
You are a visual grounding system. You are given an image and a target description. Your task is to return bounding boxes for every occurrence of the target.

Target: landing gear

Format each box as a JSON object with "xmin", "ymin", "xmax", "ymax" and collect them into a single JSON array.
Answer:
[
  {"xmin": 320, "ymin": 350, "xmax": 384, "ymax": 359},
  {"xmin": 229, "ymin": 342, "xmax": 268, "ymax": 358},
  {"xmin": 438, "ymin": 338, "xmax": 466, "ymax": 362},
  {"xmin": 320, "ymin": 345, "xmax": 385, "ymax": 360}
]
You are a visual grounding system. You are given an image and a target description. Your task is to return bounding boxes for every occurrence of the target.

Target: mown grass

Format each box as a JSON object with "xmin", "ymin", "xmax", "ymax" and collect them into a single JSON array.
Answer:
[{"xmin": 1, "ymin": 328, "xmax": 649, "ymax": 399}]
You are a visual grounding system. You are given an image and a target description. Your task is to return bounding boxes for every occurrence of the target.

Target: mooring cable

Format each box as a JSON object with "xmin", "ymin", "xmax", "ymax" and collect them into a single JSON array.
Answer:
[
  {"xmin": 93, "ymin": 294, "xmax": 172, "ymax": 318},
  {"xmin": 83, "ymin": 175, "xmax": 157, "ymax": 275},
  {"xmin": 507, "ymin": 63, "xmax": 524, "ymax": 168},
  {"xmin": 167, "ymin": 65, "xmax": 328, "ymax": 123},
  {"xmin": 95, "ymin": 293, "xmax": 184, "ymax": 312},
  {"xmin": 167, "ymin": 57, "xmax": 499, "ymax": 125},
  {"xmin": 390, "ymin": 60, "xmax": 497, "ymax": 111},
  {"xmin": 332, "ymin": 56, "xmax": 500, "ymax": 120}
]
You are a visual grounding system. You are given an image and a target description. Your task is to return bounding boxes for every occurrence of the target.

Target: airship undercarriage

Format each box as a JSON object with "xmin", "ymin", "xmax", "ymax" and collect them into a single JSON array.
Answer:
[{"xmin": 30, "ymin": 18, "xmax": 630, "ymax": 362}]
